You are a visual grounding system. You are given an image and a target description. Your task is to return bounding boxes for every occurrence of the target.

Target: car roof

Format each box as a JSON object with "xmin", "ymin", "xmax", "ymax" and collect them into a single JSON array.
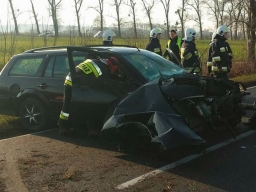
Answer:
[{"xmin": 22, "ymin": 45, "xmax": 141, "ymax": 55}]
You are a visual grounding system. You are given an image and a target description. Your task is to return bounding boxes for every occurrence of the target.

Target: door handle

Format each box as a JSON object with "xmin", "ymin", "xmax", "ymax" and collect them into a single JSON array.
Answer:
[{"xmin": 38, "ymin": 83, "xmax": 48, "ymax": 89}]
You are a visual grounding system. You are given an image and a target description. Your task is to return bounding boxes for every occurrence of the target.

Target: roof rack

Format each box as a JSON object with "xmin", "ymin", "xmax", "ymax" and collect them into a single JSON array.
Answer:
[
  {"xmin": 23, "ymin": 44, "xmax": 140, "ymax": 53},
  {"xmin": 23, "ymin": 46, "xmax": 69, "ymax": 53}
]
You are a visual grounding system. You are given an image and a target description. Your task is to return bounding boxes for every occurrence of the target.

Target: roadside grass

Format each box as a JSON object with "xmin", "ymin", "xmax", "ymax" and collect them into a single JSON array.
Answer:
[
  {"xmin": 0, "ymin": 115, "xmax": 26, "ymax": 140},
  {"xmin": 231, "ymin": 73, "xmax": 256, "ymax": 87}
]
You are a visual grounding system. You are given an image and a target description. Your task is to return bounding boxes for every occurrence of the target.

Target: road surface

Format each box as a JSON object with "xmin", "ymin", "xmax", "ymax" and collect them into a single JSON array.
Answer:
[{"xmin": 0, "ymin": 87, "xmax": 256, "ymax": 192}]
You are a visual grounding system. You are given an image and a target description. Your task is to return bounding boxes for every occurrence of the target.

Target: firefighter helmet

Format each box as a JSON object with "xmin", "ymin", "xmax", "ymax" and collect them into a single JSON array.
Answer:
[
  {"xmin": 216, "ymin": 25, "xmax": 230, "ymax": 36},
  {"xmin": 102, "ymin": 30, "xmax": 116, "ymax": 41},
  {"xmin": 183, "ymin": 28, "xmax": 196, "ymax": 41},
  {"xmin": 150, "ymin": 28, "xmax": 162, "ymax": 38}
]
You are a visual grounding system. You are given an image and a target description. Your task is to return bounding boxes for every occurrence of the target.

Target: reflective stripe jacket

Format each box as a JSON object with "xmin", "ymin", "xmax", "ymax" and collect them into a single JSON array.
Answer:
[
  {"xmin": 211, "ymin": 36, "xmax": 233, "ymax": 73},
  {"xmin": 181, "ymin": 41, "xmax": 200, "ymax": 68},
  {"xmin": 145, "ymin": 38, "xmax": 162, "ymax": 56},
  {"xmin": 163, "ymin": 36, "xmax": 181, "ymax": 62}
]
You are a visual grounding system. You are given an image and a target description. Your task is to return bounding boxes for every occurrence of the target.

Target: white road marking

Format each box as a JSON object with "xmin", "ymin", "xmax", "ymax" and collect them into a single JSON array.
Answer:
[
  {"xmin": 247, "ymin": 86, "xmax": 256, "ymax": 89},
  {"xmin": 0, "ymin": 128, "xmax": 57, "ymax": 142},
  {"xmin": 116, "ymin": 130, "xmax": 256, "ymax": 190}
]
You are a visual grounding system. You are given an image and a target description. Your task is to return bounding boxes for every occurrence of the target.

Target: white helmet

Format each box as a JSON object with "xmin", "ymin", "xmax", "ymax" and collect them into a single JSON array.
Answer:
[
  {"xmin": 150, "ymin": 28, "xmax": 162, "ymax": 38},
  {"xmin": 102, "ymin": 30, "xmax": 116, "ymax": 41},
  {"xmin": 216, "ymin": 25, "xmax": 230, "ymax": 36},
  {"xmin": 183, "ymin": 28, "xmax": 196, "ymax": 41}
]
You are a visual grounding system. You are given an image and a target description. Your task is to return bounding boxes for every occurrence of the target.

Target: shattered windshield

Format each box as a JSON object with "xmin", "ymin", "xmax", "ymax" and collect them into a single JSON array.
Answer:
[{"xmin": 122, "ymin": 51, "xmax": 186, "ymax": 81}]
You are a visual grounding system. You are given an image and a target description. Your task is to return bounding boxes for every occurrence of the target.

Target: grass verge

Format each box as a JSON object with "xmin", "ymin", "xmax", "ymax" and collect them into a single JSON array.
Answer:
[
  {"xmin": 231, "ymin": 73, "xmax": 256, "ymax": 87},
  {"xmin": 0, "ymin": 115, "xmax": 27, "ymax": 140}
]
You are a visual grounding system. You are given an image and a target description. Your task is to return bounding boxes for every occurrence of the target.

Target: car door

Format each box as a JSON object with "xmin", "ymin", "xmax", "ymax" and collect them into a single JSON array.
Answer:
[
  {"xmin": 67, "ymin": 47, "xmax": 139, "ymax": 125},
  {"xmin": 37, "ymin": 53, "xmax": 88, "ymax": 119}
]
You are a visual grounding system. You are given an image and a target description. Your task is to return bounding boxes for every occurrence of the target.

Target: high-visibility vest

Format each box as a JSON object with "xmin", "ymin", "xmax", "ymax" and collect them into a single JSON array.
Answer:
[{"xmin": 167, "ymin": 37, "xmax": 181, "ymax": 50}]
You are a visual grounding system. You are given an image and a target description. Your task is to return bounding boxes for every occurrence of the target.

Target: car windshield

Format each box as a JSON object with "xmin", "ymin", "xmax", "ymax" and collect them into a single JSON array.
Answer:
[{"xmin": 122, "ymin": 51, "xmax": 186, "ymax": 81}]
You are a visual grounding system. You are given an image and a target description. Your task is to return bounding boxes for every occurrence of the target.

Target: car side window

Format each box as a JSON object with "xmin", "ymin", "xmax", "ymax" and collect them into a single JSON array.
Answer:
[
  {"xmin": 44, "ymin": 56, "xmax": 86, "ymax": 78},
  {"xmin": 53, "ymin": 56, "xmax": 70, "ymax": 78},
  {"xmin": 9, "ymin": 57, "xmax": 44, "ymax": 76}
]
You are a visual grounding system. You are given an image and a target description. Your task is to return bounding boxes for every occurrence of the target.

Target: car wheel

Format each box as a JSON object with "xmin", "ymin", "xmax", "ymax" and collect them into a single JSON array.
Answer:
[{"xmin": 19, "ymin": 98, "xmax": 48, "ymax": 132}]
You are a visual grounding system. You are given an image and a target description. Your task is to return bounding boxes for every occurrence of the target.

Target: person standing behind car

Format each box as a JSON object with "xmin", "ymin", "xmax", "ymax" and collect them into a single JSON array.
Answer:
[
  {"xmin": 211, "ymin": 25, "xmax": 233, "ymax": 78},
  {"xmin": 181, "ymin": 28, "xmax": 201, "ymax": 74},
  {"xmin": 206, "ymin": 31, "xmax": 216, "ymax": 76},
  {"xmin": 163, "ymin": 29, "xmax": 181, "ymax": 65},
  {"xmin": 146, "ymin": 28, "xmax": 162, "ymax": 56}
]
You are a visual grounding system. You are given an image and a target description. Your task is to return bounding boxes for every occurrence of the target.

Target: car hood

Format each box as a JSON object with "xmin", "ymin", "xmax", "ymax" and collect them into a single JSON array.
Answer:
[{"xmin": 102, "ymin": 78, "xmax": 205, "ymax": 151}]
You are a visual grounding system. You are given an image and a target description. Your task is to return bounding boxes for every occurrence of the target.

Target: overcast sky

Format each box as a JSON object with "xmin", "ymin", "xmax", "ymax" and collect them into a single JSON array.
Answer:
[{"xmin": 0, "ymin": 1, "xmax": 187, "ymax": 27}]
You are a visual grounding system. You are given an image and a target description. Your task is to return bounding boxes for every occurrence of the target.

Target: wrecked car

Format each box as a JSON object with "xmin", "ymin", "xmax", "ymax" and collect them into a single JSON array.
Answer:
[{"xmin": 67, "ymin": 45, "xmax": 249, "ymax": 152}]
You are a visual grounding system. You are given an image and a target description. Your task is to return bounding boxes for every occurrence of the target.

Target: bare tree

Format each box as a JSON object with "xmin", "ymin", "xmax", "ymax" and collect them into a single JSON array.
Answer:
[
  {"xmin": 186, "ymin": 0, "xmax": 203, "ymax": 39},
  {"xmin": 159, "ymin": 0, "xmax": 171, "ymax": 37},
  {"xmin": 73, "ymin": 0, "xmax": 84, "ymax": 37},
  {"xmin": 110, "ymin": 0, "xmax": 123, "ymax": 37},
  {"xmin": 48, "ymin": 0, "xmax": 62, "ymax": 37},
  {"xmin": 29, "ymin": 0, "xmax": 40, "ymax": 35},
  {"xmin": 125, "ymin": 0, "xmax": 138, "ymax": 38},
  {"xmin": 89, "ymin": 0, "xmax": 104, "ymax": 32},
  {"xmin": 246, "ymin": 0, "xmax": 256, "ymax": 61},
  {"xmin": 141, "ymin": 0, "xmax": 155, "ymax": 30},
  {"xmin": 8, "ymin": 0, "xmax": 19, "ymax": 35},
  {"xmin": 203, "ymin": 0, "xmax": 228, "ymax": 28},
  {"xmin": 228, "ymin": 0, "xmax": 243, "ymax": 40},
  {"xmin": 175, "ymin": 0, "xmax": 187, "ymax": 37}
]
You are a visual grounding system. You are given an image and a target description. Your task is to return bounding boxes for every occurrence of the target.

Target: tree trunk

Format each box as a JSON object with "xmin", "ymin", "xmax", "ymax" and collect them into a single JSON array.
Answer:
[
  {"xmin": 247, "ymin": 0, "xmax": 256, "ymax": 62},
  {"xmin": 100, "ymin": 13, "xmax": 103, "ymax": 32},
  {"xmin": 132, "ymin": 8, "xmax": 137, "ymax": 38},
  {"xmin": 30, "ymin": 0, "xmax": 40, "ymax": 34},
  {"xmin": 116, "ymin": 8, "xmax": 121, "ymax": 37},
  {"xmin": 8, "ymin": 0, "xmax": 19, "ymax": 35}
]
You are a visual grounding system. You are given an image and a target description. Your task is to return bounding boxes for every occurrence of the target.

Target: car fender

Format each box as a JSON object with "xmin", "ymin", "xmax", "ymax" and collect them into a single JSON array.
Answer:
[{"xmin": 15, "ymin": 89, "xmax": 50, "ymax": 115}]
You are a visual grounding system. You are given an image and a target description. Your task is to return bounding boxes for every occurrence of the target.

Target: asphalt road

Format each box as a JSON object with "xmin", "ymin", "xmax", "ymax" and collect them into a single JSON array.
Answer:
[{"xmin": 0, "ymin": 87, "xmax": 256, "ymax": 192}]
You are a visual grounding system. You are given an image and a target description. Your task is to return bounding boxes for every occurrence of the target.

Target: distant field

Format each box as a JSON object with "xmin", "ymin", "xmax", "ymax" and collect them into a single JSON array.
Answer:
[{"xmin": 0, "ymin": 35, "xmax": 250, "ymax": 75}]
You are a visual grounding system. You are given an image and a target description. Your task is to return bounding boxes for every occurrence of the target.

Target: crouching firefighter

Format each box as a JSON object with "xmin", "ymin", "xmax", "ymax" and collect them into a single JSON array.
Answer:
[
  {"xmin": 211, "ymin": 25, "xmax": 233, "ymax": 78},
  {"xmin": 58, "ymin": 58, "xmax": 112, "ymax": 136},
  {"xmin": 181, "ymin": 28, "xmax": 201, "ymax": 75}
]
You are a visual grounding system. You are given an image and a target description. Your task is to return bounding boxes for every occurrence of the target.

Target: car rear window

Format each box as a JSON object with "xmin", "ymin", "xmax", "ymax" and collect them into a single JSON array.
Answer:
[
  {"xmin": 44, "ymin": 55, "xmax": 86, "ymax": 78},
  {"xmin": 9, "ymin": 56, "xmax": 44, "ymax": 76}
]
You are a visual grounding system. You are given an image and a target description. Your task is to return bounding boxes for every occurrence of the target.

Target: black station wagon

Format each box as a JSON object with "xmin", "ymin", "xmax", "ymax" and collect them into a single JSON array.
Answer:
[{"xmin": 0, "ymin": 45, "xmax": 247, "ymax": 152}]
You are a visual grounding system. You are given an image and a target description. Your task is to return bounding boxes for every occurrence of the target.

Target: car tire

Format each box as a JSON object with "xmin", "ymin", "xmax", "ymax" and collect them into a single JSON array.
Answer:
[{"xmin": 19, "ymin": 98, "xmax": 48, "ymax": 132}]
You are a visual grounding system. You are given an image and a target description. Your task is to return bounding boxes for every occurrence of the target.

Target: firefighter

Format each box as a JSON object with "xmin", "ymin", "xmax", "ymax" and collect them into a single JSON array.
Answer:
[
  {"xmin": 181, "ymin": 28, "xmax": 201, "ymax": 74},
  {"xmin": 58, "ymin": 58, "xmax": 117, "ymax": 136},
  {"xmin": 145, "ymin": 28, "xmax": 162, "ymax": 56},
  {"xmin": 163, "ymin": 29, "xmax": 182, "ymax": 65},
  {"xmin": 102, "ymin": 30, "xmax": 116, "ymax": 45},
  {"xmin": 207, "ymin": 31, "xmax": 216, "ymax": 76},
  {"xmin": 211, "ymin": 25, "xmax": 233, "ymax": 78}
]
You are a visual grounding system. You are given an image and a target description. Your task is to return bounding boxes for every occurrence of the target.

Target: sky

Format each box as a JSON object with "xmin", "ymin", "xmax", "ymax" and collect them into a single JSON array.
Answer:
[
  {"xmin": 0, "ymin": 1, "xmax": 185, "ymax": 28},
  {"xmin": 0, "ymin": 0, "xmax": 213, "ymax": 33}
]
